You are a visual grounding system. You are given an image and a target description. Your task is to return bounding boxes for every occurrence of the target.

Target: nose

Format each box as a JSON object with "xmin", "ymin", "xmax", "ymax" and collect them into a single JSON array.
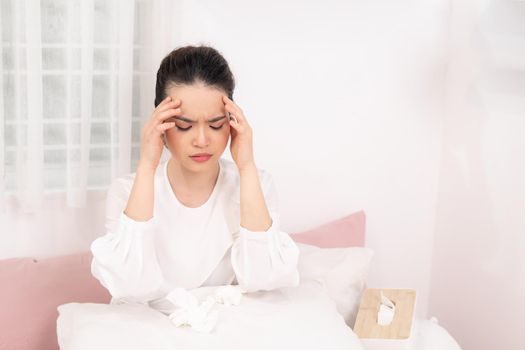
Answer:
[{"xmin": 192, "ymin": 124, "xmax": 210, "ymax": 148}]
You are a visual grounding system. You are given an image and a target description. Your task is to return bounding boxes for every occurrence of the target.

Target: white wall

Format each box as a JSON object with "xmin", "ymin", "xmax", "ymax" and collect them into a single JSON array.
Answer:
[
  {"xmin": 0, "ymin": 0, "xmax": 450, "ymax": 320},
  {"xmin": 176, "ymin": 0, "xmax": 449, "ymax": 320}
]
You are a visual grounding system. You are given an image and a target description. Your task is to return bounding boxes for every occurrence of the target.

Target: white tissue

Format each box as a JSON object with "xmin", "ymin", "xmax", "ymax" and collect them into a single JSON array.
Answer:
[
  {"xmin": 377, "ymin": 291, "xmax": 396, "ymax": 326},
  {"xmin": 165, "ymin": 285, "xmax": 245, "ymax": 333},
  {"xmin": 213, "ymin": 285, "xmax": 244, "ymax": 306},
  {"xmin": 168, "ymin": 297, "xmax": 218, "ymax": 333},
  {"xmin": 165, "ymin": 287, "xmax": 199, "ymax": 309}
]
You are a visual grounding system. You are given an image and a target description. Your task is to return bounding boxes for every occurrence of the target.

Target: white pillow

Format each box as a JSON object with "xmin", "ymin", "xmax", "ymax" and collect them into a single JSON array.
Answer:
[
  {"xmin": 57, "ymin": 280, "xmax": 365, "ymax": 350},
  {"xmin": 296, "ymin": 243, "xmax": 375, "ymax": 328}
]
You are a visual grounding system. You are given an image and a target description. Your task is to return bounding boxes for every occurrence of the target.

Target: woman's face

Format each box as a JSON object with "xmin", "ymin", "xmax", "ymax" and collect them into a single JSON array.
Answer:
[{"xmin": 164, "ymin": 83, "xmax": 231, "ymax": 172}]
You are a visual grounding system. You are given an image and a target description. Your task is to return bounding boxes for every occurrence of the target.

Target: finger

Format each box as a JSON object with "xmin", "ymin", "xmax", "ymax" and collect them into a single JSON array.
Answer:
[
  {"xmin": 145, "ymin": 108, "xmax": 180, "ymax": 136},
  {"xmin": 155, "ymin": 99, "xmax": 181, "ymax": 115},
  {"xmin": 225, "ymin": 105, "xmax": 244, "ymax": 125},
  {"xmin": 228, "ymin": 112, "xmax": 238, "ymax": 124},
  {"xmin": 223, "ymin": 98, "xmax": 245, "ymax": 123},
  {"xmin": 155, "ymin": 122, "xmax": 175, "ymax": 133},
  {"xmin": 145, "ymin": 97, "xmax": 173, "ymax": 134},
  {"xmin": 223, "ymin": 96, "xmax": 243, "ymax": 117},
  {"xmin": 229, "ymin": 121, "xmax": 238, "ymax": 138},
  {"xmin": 155, "ymin": 108, "xmax": 182, "ymax": 123},
  {"xmin": 155, "ymin": 95, "xmax": 172, "ymax": 111}
]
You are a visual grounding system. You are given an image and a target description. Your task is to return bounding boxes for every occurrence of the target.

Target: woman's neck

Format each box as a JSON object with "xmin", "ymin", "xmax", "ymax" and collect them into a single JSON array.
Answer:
[{"xmin": 166, "ymin": 158, "xmax": 220, "ymax": 194}]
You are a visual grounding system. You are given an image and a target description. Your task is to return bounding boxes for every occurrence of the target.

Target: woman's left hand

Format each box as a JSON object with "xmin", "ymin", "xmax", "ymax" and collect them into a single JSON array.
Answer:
[{"xmin": 223, "ymin": 95, "xmax": 255, "ymax": 171}]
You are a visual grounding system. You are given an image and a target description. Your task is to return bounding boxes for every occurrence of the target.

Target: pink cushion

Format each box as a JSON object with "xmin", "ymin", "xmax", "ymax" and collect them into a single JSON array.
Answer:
[
  {"xmin": 289, "ymin": 210, "xmax": 366, "ymax": 248},
  {"xmin": 0, "ymin": 251, "xmax": 110, "ymax": 350}
]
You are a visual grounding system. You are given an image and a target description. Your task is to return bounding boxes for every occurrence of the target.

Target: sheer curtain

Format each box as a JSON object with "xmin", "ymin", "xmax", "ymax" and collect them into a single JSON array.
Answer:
[
  {"xmin": 429, "ymin": 0, "xmax": 525, "ymax": 349},
  {"xmin": 0, "ymin": 0, "xmax": 180, "ymax": 213}
]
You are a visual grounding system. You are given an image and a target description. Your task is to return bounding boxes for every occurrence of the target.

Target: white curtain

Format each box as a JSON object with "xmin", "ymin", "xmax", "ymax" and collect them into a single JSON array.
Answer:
[
  {"xmin": 429, "ymin": 0, "xmax": 525, "ymax": 349},
  {"xmin": 0, "ymin": 0, "xmax": 180, "ymax": 213}
]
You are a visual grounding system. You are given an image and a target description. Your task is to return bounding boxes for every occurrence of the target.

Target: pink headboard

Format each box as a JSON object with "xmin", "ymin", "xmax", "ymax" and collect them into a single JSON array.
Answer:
[
  {"xmin": 0, "ymin": 251, "xmax": 111, "ymax": 350},
  {"xmin": 289, "ymin": 210, "xmax": 366, "ymax": 248}
]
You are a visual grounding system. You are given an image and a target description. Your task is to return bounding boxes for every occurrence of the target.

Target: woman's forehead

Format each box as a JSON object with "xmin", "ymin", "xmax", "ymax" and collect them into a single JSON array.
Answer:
[{"xmin": 167, "ymin": 84, "xmax": 225, "ymax": 119}]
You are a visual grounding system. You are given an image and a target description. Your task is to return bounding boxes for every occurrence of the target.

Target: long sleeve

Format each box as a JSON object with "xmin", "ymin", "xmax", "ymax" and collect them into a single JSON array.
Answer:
[
  {"xmin": 90, "ymin": 176, "xmax": 165, "ymax": 303},
  {"xmin": 231, "ymin": 171, "xmax": 300, "ymax": 292}
]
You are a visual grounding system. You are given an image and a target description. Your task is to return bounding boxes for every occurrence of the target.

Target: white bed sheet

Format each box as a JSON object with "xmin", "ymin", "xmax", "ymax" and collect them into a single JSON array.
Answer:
[
  {"xmin": 57, "ymin": 280, "xmax": 461, "ymax": 350},
  {"xmin": 57, "ymin": 280, "xmax": 365, "ymax": 350},
  {"xmin": 409, "ymin": 317, "xmax": 462, "ymax": 350}
]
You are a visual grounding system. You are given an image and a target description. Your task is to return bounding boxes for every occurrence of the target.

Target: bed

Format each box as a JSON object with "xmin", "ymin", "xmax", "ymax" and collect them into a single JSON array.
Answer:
[{"xmin": 0, "ymin": 210, "xmax": 461, "ymax": 349}]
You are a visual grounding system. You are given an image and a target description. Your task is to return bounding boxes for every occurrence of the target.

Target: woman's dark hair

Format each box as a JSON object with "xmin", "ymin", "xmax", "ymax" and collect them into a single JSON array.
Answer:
[{"xmin": 154, "ymin": 45, "xmax": 235, "ymax": 107}]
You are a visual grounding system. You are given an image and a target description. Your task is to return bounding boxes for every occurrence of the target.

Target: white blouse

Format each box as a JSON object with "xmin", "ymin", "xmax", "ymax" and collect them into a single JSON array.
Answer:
[{"xmin": 90, "ymin": 157, "xmax": 300, "ymax": 307}]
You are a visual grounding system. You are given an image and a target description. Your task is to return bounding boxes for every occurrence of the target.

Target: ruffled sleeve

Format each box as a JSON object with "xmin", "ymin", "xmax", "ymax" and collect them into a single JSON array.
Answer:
[
  {"xmin": 230, "ymin": 171, "xmax": 300, "ymax": 292},
  {"xmin": 90, "ymin": 176, "xmax": 165, "ymax": 303}
]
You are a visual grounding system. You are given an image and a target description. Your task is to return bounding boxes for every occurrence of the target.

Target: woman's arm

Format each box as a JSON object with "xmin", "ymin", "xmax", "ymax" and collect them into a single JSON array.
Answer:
[
  {"xmin": 90, "ymin": 176, "xmax": 165, "ymax": 302},
  {"xmin": 239, "ymin": 163, "xmax": 272, "ymax": 232},
  {"xmin": 223, "ymin": 95, "xmax": 299, "ymax": 291},
  {"xmin": 124, "ymin": 164, "xmax": 156, "ymax": 221},
  {"xmin": 124, "ymin": 96, "xmax": 181, "ymax": 221},
  {"xmin": 231, "ymin": 170, "xmax": 300, "ymax": 292}
]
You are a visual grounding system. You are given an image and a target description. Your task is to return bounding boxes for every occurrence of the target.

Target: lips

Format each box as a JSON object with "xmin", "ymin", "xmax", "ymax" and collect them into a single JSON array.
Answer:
[{"xmin": 190, "ymin": 153, "xmax": 212, "ymax": 163}]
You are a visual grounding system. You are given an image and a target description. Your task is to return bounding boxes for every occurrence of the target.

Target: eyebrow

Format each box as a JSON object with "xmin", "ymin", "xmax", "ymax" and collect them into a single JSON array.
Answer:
[{"xmin": 174, "ymin": 115, "xmax": 226, "ymax": 123}]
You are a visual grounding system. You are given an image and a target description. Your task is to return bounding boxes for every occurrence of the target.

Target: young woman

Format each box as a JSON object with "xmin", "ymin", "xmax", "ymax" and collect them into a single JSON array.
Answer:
[{"xmin": 90, "ymin": 45, "xmax": 300, "ymax": 308}]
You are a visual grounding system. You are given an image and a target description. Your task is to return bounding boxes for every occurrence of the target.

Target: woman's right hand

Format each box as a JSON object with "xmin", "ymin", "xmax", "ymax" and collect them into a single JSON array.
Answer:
[{"xmin": 138, "ymin": 96, "xmax": 181, "ymax": 171}]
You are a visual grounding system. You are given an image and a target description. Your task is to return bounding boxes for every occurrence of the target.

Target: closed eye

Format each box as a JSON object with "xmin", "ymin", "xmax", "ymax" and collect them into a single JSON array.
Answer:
[{"xmin": 176, "ymin": 125, "xmax": 223, "ymax": 131}]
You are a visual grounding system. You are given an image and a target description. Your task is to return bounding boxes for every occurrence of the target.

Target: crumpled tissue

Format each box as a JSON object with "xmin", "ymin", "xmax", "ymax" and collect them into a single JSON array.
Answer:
[{"xmin": 165, "ymin": 285, "xmax": 245, "ymax": 333}]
